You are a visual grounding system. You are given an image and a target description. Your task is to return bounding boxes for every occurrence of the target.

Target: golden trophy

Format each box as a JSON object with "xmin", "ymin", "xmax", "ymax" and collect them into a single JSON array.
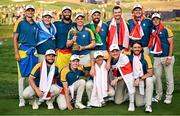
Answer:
[{"xmin": 70, "ymin": 27, "xmax": 79, "ymax": 51}]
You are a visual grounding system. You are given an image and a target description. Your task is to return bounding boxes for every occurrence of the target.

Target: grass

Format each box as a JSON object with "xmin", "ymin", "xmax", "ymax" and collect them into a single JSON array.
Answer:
[
  {"xmin": 0, "ymin": 22, "xmax": 180, "ymax": 115},
  {"xmin": 0, "ymin": 25, "xmax": 13, "ymax": 40}
]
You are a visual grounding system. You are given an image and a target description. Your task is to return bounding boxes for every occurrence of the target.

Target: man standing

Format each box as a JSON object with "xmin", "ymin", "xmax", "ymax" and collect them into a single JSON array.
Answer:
[
  {"xmin": 149, "ymin": 13, "xmax": 175, "ymax": 104},
  {"xmin": 13, "ymin": 5, "xmax": 38, "ymax": 107},
  {"xmin": 67, "ymin": 13, "xmax": 95, "ymax": 71},
  {"xmin": 128, "ymin": 3, "xmax": 153, "ymax": 54},
  {"xmin": 54, "ymin": 6, "xmax": 76, "ymax": 71},
  {"xmin": 57, "ymin": 55, "xmax": 86, "ymax": 110},
  {"xmin": 86, "ymin": 9, "xmax": 109, "ymax": 59},
  {"xmin": 37, "ymin": 10, "xmax": 57, "ymax": 62},
  {"xmin": 128, "ymin": 41, "xmax": 153, "ymax": 112},
  {"xmin": 107, "ymin": 6, "xmax": 129, "ymax": 51},
  {"xmin": 23, "ymin": 49, "xmax": 60, "ymax": 110}
]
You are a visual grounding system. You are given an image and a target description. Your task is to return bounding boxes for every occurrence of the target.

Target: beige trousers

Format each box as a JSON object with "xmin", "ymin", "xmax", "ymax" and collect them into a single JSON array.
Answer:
[
  {"xmin": 134, "ymin": 77, "xmax": 153, "ymax": 107},
  {"xmin": 153, "ymin": 56, "xmax": 175, "ymax": 100},
  {"xmin": 57, "ymin": 79, "xmax": 86, "ymax": 110},
  {"xmin": 23, "ymin": 84, "xmax": 60, "ymax": 101}
]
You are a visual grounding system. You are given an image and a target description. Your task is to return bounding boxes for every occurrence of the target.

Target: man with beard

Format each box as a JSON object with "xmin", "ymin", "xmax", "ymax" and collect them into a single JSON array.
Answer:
[
  {"xmin": 149, "ymin": 13, "xmax": 175, "ymax": 104},
  {"xmin": 36, "ymin": 10, "xmax": 57, "ymax": 62},
  {"xmin": 13, "ymin": 5, "xmax": 38, "ymax": 107},
  {"xmin": 128, "ymin": 41, "xmax": 153, "ymax": 112},
  {"xmin": 23, "ymin": 49, "xmax": 60, "ymax": 109},
  {"xmin": 128, "ymin": 3, "xmax": 153, "ymax": 54},
  {"xmin": 86, "ymin": 9, "xmax": 109, "ymax": 59},
  {"xmin": 54, "ymin": 6, "xmax": 76, "ymax": 71},
  {"xmin": 85, "ymin": 9, "xmax": 110, "ymax": 103},
  {"xmin": 107, "ymin": 6, "xmax": 129, "ymax": 51}
]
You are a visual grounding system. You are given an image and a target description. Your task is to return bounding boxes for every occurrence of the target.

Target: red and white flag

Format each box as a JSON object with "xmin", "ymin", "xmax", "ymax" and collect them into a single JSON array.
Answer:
[
  {"xmin": 129, "ymin": 16, "xmax": 144, "ymax": 40},
  {"xmin": 107, "ymin": 17, "xmax": 129, "ymax": 50}
]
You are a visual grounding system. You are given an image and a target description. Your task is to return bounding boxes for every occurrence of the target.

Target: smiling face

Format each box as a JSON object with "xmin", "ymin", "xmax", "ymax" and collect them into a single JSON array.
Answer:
[
  {"xmin": 133, "ymin": 7, "xmax": 143, "ymax": 18},
  {"xmin": 95, "ymin": 56, "xmax": 104, "ymax": 65},
  {"xmin": 45, "ymin": 54, "xmax": 56, "ymax": 65},
  {"xmin": 62, "ymin": 9, "xmax": 72, "ymax": 21},
  {"xmin": 42, "ymin": 15, "xmax": 52, "ymax": 25},
  {"xmin": 113, "ymin": 8, "xmax": 122, "ymax": 20},
  {"xmin": 152, "ymin": 17, "xmax": 161, "ymax": 27},
  {"xmin": 132, "ymin": 43, "xmax": 143, "ymax": 56},
  {"xmin": 70, "ymin": 59, "xmax": 79, "ymax": 69},
  {"xmin": 25, "ymin": 8, "xmax": 35, "ymax": 18},
  {"xmin": 76, "ymin": 16, "xmax": 84, "ymax": 26},
  {"xmin": 92, "ymin": 12, "xmax": 101, "ymax": 24},
  {"xmin": 111, "ymin": 49, "xmax": 120, "ymax": 60}
]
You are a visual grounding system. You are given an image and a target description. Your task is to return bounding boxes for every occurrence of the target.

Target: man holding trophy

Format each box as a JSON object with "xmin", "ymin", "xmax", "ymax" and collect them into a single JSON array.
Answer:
[{"xmin": 66, "ymin": 12, "xmax": 96, "ymax": 72}]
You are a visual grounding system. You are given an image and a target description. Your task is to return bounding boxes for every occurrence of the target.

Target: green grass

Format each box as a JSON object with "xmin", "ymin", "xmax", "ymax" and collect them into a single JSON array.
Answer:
[
  {"xmin": 0, "ymin": 25, "xmax": 13, "ymax": 40},
  {"xmin": 0, "ymin": 22, "xmax": 180, "ymax": 114}
]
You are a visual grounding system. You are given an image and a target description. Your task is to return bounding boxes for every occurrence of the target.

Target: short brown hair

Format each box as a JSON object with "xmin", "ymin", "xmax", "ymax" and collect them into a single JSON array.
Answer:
[{"xmin": 112, "ymin": 6, "xmax": 122, "ymax": 12}]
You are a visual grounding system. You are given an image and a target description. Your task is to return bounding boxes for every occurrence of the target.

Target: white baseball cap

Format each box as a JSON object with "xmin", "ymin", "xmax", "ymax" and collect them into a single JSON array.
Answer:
[
  {"xmin": 109, "ymin": 44, "xmax": 120, "ymax": 52},
  {"xmin": 74, "ymin": 13, "xmax": 85, "ymax": 19},
  {"xmin": 25, "ymin": 4, "xmax": 35, "ymax": 11},
  {"xmin": 94, "ymin": 51, "xmax": 104, "ymax": 58},
  {"xmin": 70, "ymin": 55, "xmax": 80, "ymax": 61},
  {"xmin": 42, "ymin": 10, "xmax": 52, "ymax": 17},
  {"xmin": 133, "ymin": 3, "xmax": 142, "ymax": 10},
  {"xmin": 62, "ymin": 6, "xmax": 72, "ymax": 12},
  {"xmin": 45, "ymin": 49, "xmax": 56, "ymax": 56},
  {"xmin": 151, "ymin": 13, "xmax": 161, "ymax": 19},
  {"xmin": 91, "ymin": 9, "xmax": 101, "ymax": 16}
]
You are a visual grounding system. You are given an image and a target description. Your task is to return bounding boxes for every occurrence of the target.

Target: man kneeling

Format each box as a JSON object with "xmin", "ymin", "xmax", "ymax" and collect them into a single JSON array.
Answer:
[
  {"xmin": 57, "ymin": 55, "xmax": 86, "ymax": 110},
  {"xmin": 23, "ymin": 49, "xmax": 60, "ymax": 109}
]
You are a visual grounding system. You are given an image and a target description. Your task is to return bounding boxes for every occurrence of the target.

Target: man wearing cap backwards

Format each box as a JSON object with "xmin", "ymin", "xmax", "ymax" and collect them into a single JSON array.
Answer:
[
  {"xmin": 56, "ymin": 55, "xmax": 87, "ymax": 110},
  {"xmin": 67, "ymin": 13, "xmax": 95, "ymax": 73},
  {"xmin": 54, "ymin": 6, "xmax": 76, "ymax": 71},
  {"xmin": 107, "ymin": 6, "xmax": 130, "ymax": 51},
  {"xmin": 87, "ymin": 51, "xmax": 115, "ymax": 107},
  {"xmin": 128, "ymin": 41, "xmax": 153, "ymax": 112},
  {"xmin": 86, "ymin": 9, "xmax": 109, "ymax": 59},
  {"xmin": 13, "ymin": 4, "xmax": 38, "ymax": 107},
  {"xmin": 128, "ymin": 3, "xmax": 153, "ymax": 54},
  {"xmin": 36, "ymin": 10, "xmax": 57, "ymax": 62},
  {"xmin": 107, "ymin": 44, "xmax": 135, "ymax": 111},
  {"xmin": 149, "ymin": 13, "xmax": 175, "ymax": 104},
  {"xmin": 23, "ymin": 49, "xmax": 60, "ymax": 110}
]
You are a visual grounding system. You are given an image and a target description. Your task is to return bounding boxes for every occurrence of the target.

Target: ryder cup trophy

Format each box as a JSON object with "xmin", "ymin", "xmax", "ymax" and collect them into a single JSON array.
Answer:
[{"xmin": 70, "ymin": 27, "xmax": 79, "ymax": 51}]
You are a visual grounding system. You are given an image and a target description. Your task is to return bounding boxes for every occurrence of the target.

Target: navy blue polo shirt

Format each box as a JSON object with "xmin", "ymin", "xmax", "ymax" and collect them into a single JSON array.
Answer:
[
  {"xmin": 128, "ymin": 18, "xmax": 153, "ymax": 47},
  {"xmin": 68, "ymin": 26, "xmax": 95, "ymax": 55},
  {"xmin": 153, "ymin": 27, "xmax": 174, "ymax": 57},
  {"xmin": 86, "ymin": 22, "xmax": 108, "ymax": 50},
  {"xmin": 53, "ymin": 20, "xmax": 76, "ymax": 49},
  {"xmin": 36, "ymin": 22, "xmax": 56, "ymax": 54},
  {"xmin": 57, "ymin": 65, "xmax": 84, "ymax": 87},
  {"xmin": 31, "ymin": 63, "xmax": 59, "ymax": 87},
  {"xmin": 14, "ymin": 17, "xmax": 38, "ymax": 46}
]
